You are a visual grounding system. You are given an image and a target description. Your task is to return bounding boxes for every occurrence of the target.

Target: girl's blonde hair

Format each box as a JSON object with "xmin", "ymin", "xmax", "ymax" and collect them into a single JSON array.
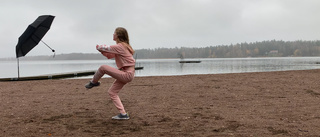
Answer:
[{"xmin": 115, "ymin": 27, "xmax": 135, "ymax": 55}]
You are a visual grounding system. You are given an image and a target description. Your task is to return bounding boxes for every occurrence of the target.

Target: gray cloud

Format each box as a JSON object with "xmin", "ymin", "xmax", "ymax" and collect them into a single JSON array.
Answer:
[{"xmin": 1, "ymin": 0, "xmax": 320, "ymax": 58}]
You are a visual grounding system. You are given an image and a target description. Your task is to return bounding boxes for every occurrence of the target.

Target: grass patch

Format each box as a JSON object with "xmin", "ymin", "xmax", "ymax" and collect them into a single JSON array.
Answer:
[
  {"xmin": 306, "ymin": 89, "xmax": 320, "ymax": 96},
  {"xmin": 267, "ymin": 127, "xmax": 289, "ymax": 135}
]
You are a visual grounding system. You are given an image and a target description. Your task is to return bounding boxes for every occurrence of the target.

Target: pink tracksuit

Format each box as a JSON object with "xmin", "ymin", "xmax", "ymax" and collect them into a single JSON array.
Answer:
[{"xmin": 92, "ymin": 43, "xmax": 135, "ymax": 114}]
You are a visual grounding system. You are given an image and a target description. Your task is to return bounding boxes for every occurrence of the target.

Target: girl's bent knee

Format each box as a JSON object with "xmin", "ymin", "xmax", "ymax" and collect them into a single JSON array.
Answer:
[{"xmin": 108, "ymin": 91, "xmax": 117, "ymax": 97}]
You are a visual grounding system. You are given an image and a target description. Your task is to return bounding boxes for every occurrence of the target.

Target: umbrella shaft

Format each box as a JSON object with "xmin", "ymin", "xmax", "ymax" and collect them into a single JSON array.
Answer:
[{"xmin": 17, "ymin": 58, "xmax": 20, "ymax": 79}]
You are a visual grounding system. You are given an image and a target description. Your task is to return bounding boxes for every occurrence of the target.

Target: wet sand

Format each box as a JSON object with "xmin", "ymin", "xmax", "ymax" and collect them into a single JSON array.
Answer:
[{"xmin": 1, "ymin": 69, "xmax": 320, "ymax": 136}]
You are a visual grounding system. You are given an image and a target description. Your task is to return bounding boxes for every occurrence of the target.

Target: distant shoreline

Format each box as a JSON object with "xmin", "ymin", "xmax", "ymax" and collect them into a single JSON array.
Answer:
[
  {"xmin": 1, "ymin": 54, "xmax": 320, "ymax": 61},
  {"xmin": 2, "ymin": 40, "xmax": 320, "ymax": 60}
]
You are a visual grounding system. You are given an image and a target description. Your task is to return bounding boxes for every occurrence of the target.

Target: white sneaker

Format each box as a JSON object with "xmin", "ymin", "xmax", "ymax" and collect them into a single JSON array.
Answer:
[{"xmin": 112, "ymin": 113, "xmax": 130, "ymax": 120}]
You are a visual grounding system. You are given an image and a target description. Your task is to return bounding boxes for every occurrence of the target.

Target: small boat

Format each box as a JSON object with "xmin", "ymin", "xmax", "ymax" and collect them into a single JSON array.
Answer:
[
  {"xmin": 135, "ymin": 66, "xmax": 144, "ymax": 70},
  {"xmin": 179, "ymin": 60, "xmax": 201, "ymax": 63}
]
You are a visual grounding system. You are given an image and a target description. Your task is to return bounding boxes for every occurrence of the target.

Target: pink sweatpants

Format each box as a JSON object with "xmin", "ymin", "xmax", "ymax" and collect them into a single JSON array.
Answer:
[{"xmin": 91, "ymin": 65, "xmax": 135, "ymax": 114}]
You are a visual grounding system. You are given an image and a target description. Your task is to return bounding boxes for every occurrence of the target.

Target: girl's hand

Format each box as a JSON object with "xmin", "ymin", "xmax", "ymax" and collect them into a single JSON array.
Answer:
[
  {"xmin": 96, "ymin": 45, "xmax": 101, "ymax": 51},
  {"xmin": 96, "ymin": 44, "xmax": 108, "ymax": 52}
]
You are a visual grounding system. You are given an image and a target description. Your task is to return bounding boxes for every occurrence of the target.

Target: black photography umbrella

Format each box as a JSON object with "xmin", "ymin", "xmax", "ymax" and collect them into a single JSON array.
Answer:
[{"xmin": 16, "ymin": 15, "xmax": 55, "ymax": 78}]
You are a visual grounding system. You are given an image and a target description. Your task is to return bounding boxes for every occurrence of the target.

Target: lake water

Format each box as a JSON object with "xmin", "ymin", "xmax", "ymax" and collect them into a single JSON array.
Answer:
[{"xmin": 1, "ymin": 57, "xmax": 320, "ymax": 79}]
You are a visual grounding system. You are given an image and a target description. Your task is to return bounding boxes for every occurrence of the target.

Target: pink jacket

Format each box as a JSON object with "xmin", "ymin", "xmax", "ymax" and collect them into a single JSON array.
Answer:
[{"xmin": 96, "ymin": 43, "xmax": 135, "ymax": 69}]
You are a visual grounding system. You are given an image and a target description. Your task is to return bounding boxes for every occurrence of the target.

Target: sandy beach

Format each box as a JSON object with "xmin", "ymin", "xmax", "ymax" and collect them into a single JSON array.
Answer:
[{"xmin": 1, "ymin": 69, "xmax": 320, "ymax": 137}]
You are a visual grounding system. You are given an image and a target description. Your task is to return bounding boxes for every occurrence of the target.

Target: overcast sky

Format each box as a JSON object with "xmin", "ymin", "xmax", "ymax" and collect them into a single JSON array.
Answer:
[{"xmin": 1, "ymin": 0, "xmax": 320, "ymax": 58}]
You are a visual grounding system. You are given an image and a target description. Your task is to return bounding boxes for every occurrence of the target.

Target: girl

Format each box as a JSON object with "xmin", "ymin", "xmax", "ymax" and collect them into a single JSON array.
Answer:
[{"xmin": 85, "ymin": 27, "xmax": 135, "ymax": 120}]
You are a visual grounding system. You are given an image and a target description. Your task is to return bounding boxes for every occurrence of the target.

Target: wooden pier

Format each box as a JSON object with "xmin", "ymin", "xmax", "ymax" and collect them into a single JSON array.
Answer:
[{"xmin": 0, "ymin": 67, "xmax": 144, "ymax": 81}]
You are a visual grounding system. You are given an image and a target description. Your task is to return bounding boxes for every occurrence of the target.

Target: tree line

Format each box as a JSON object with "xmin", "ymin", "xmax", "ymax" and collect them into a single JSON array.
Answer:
[
  {"xmin": 2, "ymin": 40, "xmax": 320, "ymax": 61},
  {"xmin": 136, "ymin": 40, "xmax": 320, "ymax": 59}
]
